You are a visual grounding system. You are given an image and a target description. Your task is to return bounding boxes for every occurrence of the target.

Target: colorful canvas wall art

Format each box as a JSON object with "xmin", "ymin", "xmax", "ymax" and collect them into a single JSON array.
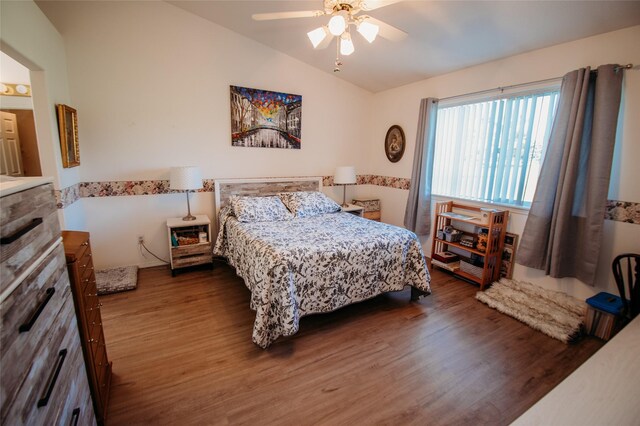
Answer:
[{"xmin": 230, "ymin": 86, "xmax": 302, "ymax": 149}]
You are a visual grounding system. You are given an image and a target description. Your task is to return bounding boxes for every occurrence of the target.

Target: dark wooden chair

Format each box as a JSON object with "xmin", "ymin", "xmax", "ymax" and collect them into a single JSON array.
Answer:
[{"xmin": 612, "ymin": 253, "xmax": 640, "ymax": 320}]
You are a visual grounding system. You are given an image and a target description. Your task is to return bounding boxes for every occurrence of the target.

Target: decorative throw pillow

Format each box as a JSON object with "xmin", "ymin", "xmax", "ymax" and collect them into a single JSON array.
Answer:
[
  {"xmin": 230, "ymin": 195, "xmax": 293, "ymax": 222},
  {"xmin": 278, "ymin": 191, "xmax": 341, "ymax": 218}
]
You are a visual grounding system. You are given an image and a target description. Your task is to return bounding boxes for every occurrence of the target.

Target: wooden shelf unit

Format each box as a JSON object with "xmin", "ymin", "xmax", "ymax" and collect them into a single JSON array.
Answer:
[{"xmin": 430, "ymin": 201, "xmax": 508, "ymax": 290}]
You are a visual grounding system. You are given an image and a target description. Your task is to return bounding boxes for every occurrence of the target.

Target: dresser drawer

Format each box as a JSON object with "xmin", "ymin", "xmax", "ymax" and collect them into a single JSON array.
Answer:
[
  {"xmin": 77, "ymin": 247, "xmax": 94, "ymax": 276},
  {"xmin": 75, "ymin": 392, "xmax": 96, "ymax": 426},
  {"xmin": 363, "ymin": 211, "xmax": 381, "ymax": 221},
  {"xmin": 45, "ymin": 332, "xmax": 96, "ymax": 426},
  {"xmin": 1, "ymin": 296, "xmax": 86, "ymax": 424},
  {"xmin": 88, "ymin": 327, "xmax": 106, "ymax": 360},
  {"xmin": 0, "ymin": 245, "xmax": 70, "ymax": 414},
  {"xmin": 171, "ymin": 243, "xmax": 213, "ymax": 268},
  {"xmin": 81, "ymin": 271, "xmax": 98, "ymax": 298},
  {"xmin": 0, "ymin": 183, "xmax": 59, "ymax": 295}
]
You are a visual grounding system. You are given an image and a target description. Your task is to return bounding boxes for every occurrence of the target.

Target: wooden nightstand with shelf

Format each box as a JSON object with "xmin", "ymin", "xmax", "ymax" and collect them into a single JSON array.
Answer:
[
  {"xmin": 167, "ymin": 215, "xmax": 213, "ymax": 276},
  {"xmin": 341, "ymin": 204, "xmax": 364, "ymax": 217},
  {"xmin": 352, "ymin": 198, "xmax": 381, "ymax": 221},
  {"xmin": 430, "ymin": 201, "xmax": 508, "ymax": 290}
]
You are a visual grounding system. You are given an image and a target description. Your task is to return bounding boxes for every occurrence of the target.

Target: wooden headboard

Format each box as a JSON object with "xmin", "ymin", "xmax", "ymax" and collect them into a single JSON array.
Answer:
[{"xmin": 213, "ymin": 177, "xmax": 323, "ymax": 216}]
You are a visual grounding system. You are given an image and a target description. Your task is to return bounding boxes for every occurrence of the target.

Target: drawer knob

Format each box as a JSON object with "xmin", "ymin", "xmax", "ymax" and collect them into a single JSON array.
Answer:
[{"xmin": 82, "ymin": 241, "xmax": 89, "ymax": 246}]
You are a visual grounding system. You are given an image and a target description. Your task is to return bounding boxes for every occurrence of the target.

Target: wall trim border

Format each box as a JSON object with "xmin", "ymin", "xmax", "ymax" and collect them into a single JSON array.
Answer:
[{"xmin": 54, "ymin": 177, "xmax": 639, "ymax": 224}]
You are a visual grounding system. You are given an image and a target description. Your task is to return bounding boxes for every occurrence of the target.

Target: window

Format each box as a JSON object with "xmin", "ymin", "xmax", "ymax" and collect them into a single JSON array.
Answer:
[{"xmin": 433, "ymin": 87, "xmax": 560, "ymax": 207}]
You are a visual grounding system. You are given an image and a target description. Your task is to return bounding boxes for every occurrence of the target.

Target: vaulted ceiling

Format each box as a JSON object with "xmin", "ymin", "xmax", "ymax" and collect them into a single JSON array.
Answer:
[{"xmin": 168, "ymin": 0, "xmax": 640, "ymax": 92}]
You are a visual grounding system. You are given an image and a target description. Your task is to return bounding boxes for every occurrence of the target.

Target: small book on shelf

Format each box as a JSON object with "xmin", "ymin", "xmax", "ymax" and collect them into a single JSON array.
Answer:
[
  {"xmin": 440, "ymin": 212, "xmax": 477, "ymax": 220},
  {"xmin": 431, "ymin": 259, "xmax": 460, "ymax": 272}
]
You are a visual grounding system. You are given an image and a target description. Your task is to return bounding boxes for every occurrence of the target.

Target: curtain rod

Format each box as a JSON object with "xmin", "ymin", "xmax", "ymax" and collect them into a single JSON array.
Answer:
[
  {"xmin": 438, "ymin": 76, "xmax": 561, "ymax": 103},
  {"xmin": 438, "ymin": 63, "xmax": 634, "ymax": 103},
  {"xmin": 616, "ymin": 63, "xmax": 634, "ymax": 71}
]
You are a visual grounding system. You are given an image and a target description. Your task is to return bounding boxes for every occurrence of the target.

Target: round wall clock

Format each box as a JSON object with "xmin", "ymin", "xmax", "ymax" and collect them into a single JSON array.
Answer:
[{"xmin": 385, "ymin": 125, "xmax": 405, "ymax": 163}]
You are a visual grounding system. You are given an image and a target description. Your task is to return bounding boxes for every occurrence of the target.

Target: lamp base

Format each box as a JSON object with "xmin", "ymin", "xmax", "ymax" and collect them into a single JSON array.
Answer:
[
  {"xmin": 340, "ymin": 184, "xmax": 349, "ymax": 208},
  {"xmin": 182, "ymin": 191, "xmax": 196, "ymax": 221}
]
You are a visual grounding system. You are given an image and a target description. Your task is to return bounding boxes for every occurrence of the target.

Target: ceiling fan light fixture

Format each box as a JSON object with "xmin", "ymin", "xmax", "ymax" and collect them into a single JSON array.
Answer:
[
  {"xmin": 307, "ymin": 26, "xmax": 329, "ymax": 48},
  {"xmin": 328, "ymin": 11, "xmax": 347, "ymax": 36},
  {"xmin": 340, "ymin": 32, "xmax": 355, "ymax": 56},
  {"xmin": 357, "ymin": 20, "xmax": 379, "ymax": 43}
]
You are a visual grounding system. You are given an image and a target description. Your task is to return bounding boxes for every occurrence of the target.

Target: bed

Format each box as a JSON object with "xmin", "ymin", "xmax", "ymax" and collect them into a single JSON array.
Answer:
[{"xmin": 213, "ymin": 177, "xmax": 431, "ymax": 348}]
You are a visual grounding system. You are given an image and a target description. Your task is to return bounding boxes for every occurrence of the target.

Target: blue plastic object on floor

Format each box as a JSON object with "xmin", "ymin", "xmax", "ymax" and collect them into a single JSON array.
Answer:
[{"xmin": 586, "ymin": 292, "xmax": 624, "ymax": 315}]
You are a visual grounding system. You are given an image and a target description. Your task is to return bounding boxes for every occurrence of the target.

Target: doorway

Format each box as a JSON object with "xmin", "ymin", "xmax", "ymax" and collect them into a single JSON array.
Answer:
[{"xmin": 0, "ymin": 51, "xmax": 42, "ymax": 177}]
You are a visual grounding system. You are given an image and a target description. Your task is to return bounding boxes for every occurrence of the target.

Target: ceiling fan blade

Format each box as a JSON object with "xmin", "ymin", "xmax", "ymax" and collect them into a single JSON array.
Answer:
[
  {"xmin": 358, "ymin": 0, "xmax": 404, "ymax": 12},
  {"xmin": 252, "ymin": 10, "xmax": 325, "ymax": 21},
  {"xmin": 315, "ymin": 34, "xmax": 334, "ymax": 50},
  {"xmin": 363, "ymin": 16, "xmax": 408, "ymax": 42}
]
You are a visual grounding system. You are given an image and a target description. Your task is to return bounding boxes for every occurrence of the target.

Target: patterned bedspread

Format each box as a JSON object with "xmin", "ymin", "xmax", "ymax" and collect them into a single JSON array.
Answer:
[{"xmin": 214, "ymin": 207, "xmax": 431, "ymax": 348}]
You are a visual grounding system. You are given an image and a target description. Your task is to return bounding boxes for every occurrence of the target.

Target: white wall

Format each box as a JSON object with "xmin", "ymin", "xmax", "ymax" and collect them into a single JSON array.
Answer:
[
  {"xmin": 369, "ymin": 26, "xmax": 640, "ymax": 299},
  {"xmin": 0, "ymin": 50, "xmax": 31, "ymax": 84},
  {"xmin": 39, "ymin": 1, "xmax": 374, "ymax": 268}
]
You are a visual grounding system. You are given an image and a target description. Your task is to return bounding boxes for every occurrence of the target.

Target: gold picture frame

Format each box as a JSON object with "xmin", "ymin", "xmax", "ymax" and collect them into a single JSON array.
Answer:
[
  {"xmin": 56, "ymin": 104, "xmax": 80, "ymax": 168},
  {"xmin": 385, "ymin": 125, "xmax": 405, "ymax": 163}
]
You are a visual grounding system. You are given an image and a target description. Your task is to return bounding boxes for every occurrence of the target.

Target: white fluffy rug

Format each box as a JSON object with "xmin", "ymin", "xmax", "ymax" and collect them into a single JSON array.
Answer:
[
  {"xmin": 476, "ymin": 278, "xmax": 585, "ymax": 343},
  {"xmin": 95, "ymin": 266, "xmax": 138, "ymax": 295}
]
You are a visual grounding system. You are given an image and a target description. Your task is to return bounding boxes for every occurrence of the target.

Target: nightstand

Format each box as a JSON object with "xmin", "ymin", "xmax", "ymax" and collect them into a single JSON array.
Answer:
[
  {"xmin": 167, "ymin": 215, "xmax": 213, "ymax": 276},
  {"xmin": 352, "ymin": 198, "xmax": 381, "ymax": 221},
  {"xmin": 342, "ymin": 204, "xmax": 364, "ymax": 217}
]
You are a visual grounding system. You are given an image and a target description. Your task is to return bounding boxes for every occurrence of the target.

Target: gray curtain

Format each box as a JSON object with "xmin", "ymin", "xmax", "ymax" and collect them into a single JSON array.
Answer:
[
  {"xmin": 518, "ymin": 64, "xmax": 623, "ymax": 285},
  {"xmin": 404, "ymin": 98, "xmax": 438, "ymax": 236}
]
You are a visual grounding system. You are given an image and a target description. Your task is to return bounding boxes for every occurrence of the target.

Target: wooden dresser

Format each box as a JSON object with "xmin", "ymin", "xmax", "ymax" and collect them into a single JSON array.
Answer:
[
  {"xmin": 0, "ymin": 178, "xmax": 96, "ymax": 425},
  {"xmin": 62, "ymin": 231, "xmax": 112, "ymax": 425}
]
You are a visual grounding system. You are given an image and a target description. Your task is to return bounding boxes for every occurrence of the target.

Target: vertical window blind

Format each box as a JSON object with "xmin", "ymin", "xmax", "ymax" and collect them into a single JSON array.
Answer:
[{"xmin": 433, "ymin": 90, "xmax": 559, "ymax": 207}]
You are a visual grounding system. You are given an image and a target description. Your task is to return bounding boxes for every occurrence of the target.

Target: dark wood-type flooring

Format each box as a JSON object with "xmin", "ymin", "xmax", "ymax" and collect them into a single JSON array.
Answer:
[{"xmin": 100, "ymin": 264, "xmax": 603, "ymax": 425}]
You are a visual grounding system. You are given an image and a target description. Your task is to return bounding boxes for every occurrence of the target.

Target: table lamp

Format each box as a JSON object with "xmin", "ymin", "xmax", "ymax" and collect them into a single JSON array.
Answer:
[
  {"xmin": 170, "ymin": 166, "xmax": 203, "ymax": 221},
  {"xmin": 334, "ymin": 166, "xmax": 356, "ymax": 207}
]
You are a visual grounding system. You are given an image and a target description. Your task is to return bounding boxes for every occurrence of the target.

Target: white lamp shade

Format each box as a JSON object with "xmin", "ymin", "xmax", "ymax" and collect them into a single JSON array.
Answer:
[
  {"xmin": 170, "ymin": 166, "xmax": 203, "ymax": 190},
  {"xmin": 328, "ymin": 13, "xmax": 347, "ymax": 36},
  {"xmin": 340, "ymin": 32, "xmax": 355, "ymax": 56},
  {"xmin": 357, "ymin": 21, "xmax": 379, "ymax": 43},
  {"xmin": 307, "ymin": 26, "xmax": 329, "ymax": 48},
  {"xmin": 334, "ymin": 166, "xmax": 356, "ymax": 184}
]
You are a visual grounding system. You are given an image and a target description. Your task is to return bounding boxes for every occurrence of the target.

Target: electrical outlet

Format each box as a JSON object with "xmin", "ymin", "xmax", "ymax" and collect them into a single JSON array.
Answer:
[{"xmin": 138, "ymin": 236, "xmax": 144, "ymax": 244}]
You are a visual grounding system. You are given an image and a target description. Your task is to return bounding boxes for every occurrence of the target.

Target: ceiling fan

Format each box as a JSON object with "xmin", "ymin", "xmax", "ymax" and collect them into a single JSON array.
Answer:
[{"xmin": 252, "ymin": 0, "xmax": 407, "ymax": 72}]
